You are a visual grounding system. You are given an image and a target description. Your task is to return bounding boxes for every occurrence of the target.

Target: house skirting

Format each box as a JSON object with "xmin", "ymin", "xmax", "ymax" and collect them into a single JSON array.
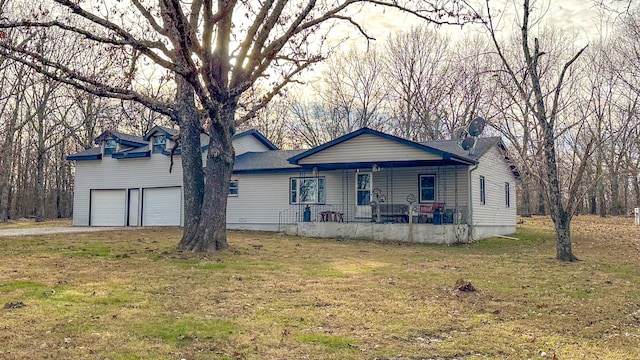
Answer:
[
  {"xmin": 282, "ymin": 222, "xmax": 470, "ymax": 245},
  {"xmin": 227, "ymin": 223, "xmax": 280, "ymax": 232},
  {"xmin": 471, "ymin": 225, "xmax": 517, "ymax": 240}
]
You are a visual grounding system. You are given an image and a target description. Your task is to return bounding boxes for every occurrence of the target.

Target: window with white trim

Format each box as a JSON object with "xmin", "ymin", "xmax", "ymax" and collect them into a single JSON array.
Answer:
[
  {"xmin": 290, "ymin": 177, "xmax": 325, "ymax": 204},
  {"xmin": 419, "ymin": 174, "xmax": 436, "ymax": 203},
  {"xmin": 479, "ymin": 176, "xmax": 486, "ymax": 205},
  {"xmin": 229, "ymin": 180, "xmax": 238, "ymax": 196}
]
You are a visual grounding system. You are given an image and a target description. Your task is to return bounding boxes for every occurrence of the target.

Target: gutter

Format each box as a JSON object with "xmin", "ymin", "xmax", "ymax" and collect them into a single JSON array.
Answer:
[{"xmin": 467, "ymin": 163, "xmax": 479, "ymax": 242}]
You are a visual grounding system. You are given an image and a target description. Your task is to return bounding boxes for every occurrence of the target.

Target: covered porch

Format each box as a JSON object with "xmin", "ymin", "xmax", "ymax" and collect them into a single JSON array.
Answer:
[
  {"xmin": 277, "ymin": 163, "xmax": 473, "ymax": 244},
  {"xmin": 278, "ymin": 128, "xmax": 478, "ymax": 244}
]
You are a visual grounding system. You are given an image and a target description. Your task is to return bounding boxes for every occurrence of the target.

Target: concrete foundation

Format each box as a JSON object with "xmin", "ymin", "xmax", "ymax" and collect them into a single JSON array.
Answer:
[
  {"xmin": 228, "ymin": 222, "xmax": 516, "ymax": 245},
  {"xmin": 285, "ymin": 222, "xmax": 470, "ymax": 245}
]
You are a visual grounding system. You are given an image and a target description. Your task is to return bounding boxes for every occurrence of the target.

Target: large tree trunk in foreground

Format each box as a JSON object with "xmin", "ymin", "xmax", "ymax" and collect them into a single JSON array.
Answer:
[
  {"xmin": 175, "ymin": 77, "xmax": 206, "ymax": 251},
  {"xmin": 178, "ymin": 98, "xmax": 236, "ymax": 252}
]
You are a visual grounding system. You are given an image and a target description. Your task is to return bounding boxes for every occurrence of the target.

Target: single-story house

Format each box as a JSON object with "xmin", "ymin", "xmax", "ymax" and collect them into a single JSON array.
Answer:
[{"xmin": 67, "ymin": 126, "xmax": 518, "ymax": 244}]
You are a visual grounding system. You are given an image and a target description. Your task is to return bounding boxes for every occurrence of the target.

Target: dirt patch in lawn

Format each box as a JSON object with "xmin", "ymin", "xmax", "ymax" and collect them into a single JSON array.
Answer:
[{"xmin": 0, "ymin": 216, "xmax": 639, "ymax": 359}]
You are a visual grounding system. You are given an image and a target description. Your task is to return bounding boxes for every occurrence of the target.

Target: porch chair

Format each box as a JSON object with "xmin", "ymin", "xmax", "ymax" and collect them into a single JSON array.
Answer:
[{"xmin": 419, "ymin": 202, "xmax": 446, "ymax": 223}]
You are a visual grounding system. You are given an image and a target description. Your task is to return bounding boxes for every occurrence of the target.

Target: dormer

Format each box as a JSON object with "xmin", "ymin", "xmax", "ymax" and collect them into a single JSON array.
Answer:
[
  {"xmin": 152, "ymin": 134, "xmax": 166, "ymax": 153},
  {"xmin": 144, "ymin": 126, "xmax": 179, "ymax": 155},
  {"xmin": 94, "ymin": 130, "xmax": 148, "ymax": 158},
  {"xmin": 104, "ymin": 139, "xmax": 117, "ymax": 155}
]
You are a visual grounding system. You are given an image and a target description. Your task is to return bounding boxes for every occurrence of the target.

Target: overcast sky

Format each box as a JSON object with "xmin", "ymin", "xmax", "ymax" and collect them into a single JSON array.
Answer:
[{"xmin": 334, "ymin": 0, "xmax": 632, "ymax": 50}]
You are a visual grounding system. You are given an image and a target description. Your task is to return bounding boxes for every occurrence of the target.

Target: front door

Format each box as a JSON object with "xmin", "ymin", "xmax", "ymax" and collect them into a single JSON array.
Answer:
[{"xmin": 356, "ymin": 172, "xmax": 372, "ymax": 218}]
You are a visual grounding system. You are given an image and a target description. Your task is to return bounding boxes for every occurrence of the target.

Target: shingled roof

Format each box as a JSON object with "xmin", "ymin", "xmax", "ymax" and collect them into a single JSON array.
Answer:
[
  {"xmin": 420, "ymin": 137, "xmax": 502, "ymax": 162},
  {"xmin": 94, "ymin": 130, "xmax": 147, "ymax": 146},
  {"xmin": 233, "ymin": 150, "xmax": 304, "ymax": 173},
  {"xmin": 66, "ymin": 147, "xmax": 102, "ymax": 161}
]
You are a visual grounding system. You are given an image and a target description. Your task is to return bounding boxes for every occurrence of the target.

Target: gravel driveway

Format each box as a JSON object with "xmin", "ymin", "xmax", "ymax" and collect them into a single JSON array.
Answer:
[{"xmin": 0, "ymin": 227, "xmax": 135, "ymax": 237}]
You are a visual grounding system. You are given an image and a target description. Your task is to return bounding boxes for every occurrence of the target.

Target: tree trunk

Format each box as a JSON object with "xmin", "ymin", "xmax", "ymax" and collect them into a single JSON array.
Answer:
[
  {"xmin": 35, "ymin": 150, "xmax": 46, "ymax": 222},
  {"xmin": 0, "ymin": 100, "xmax": 19, "ymax": 222},
  {"xmin": 597, "ymin": 155, "xmax": 606, "ymax": 217},
  {"xmin": 633, "ymin": 176, "xmax": 640, "ymax": 210},
  {"xmin": 520, "ymin": 176, "xmax": 531, "ymax": 217},
  {"xmin": 541, "ymin": 121, "xmax": 577, "ymax": 261},
  {"xmin": 554, "ymin": 211, "xmax": 576, "ymax": 261},
  {"xmin": 0, "ymin": 137, "xmax": 13, "ymax": 222},
  {"xmin": 537, "ymin": 182, "xmax": 546, "ymax": 215},
  {"xmin": 590, "ymin": 195, "xmax": 597, "ymax": 215},
  {"xmin": 610, "ymin": 172, "xmax": 621, "ymax": 215},
  {"xmin": 179, "ymin": 114, "xmax": 235, "ymax": 252},
  {"xmin": 174, "ymin": 77, "xmax": 206, "ymax": 251}
]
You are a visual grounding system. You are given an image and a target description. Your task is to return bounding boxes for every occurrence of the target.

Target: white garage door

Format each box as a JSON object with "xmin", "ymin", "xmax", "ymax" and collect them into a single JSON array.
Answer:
[
  {"xmin": 142, "ymin": 187, "xmax": 182, "ymax": 226},
  {"xmin": 91, "ymin": 190, "xmax": 126, "ymax": 226}
]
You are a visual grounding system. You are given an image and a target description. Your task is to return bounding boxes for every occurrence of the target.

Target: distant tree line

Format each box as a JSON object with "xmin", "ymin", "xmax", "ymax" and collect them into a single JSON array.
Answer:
[
  {"xmin": 0, "ymin": 59, "xmax": 173, "ymax": 222},
  {"xmin": 245, "ymin": 10, "xmax": 640, "ymax": 220},
  {"xmin": 1, "ymin": 2, "xmax": 638, "ymax": 229}
]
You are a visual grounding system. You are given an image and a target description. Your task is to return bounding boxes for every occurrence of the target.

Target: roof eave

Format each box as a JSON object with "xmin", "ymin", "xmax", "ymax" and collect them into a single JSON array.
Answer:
[
  {"xmin": 66, "ymin": 154, "xmax": 102, "ymax": 161},
  {"xmin": 288, "ymin": 127, "xmax": 468, "ymax": 165}
]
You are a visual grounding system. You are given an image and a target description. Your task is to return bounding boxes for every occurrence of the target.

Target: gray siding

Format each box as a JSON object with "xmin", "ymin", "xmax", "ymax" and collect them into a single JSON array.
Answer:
[
  {"xmin": 233, "ymin": 135, "xmax": 270, "ymax": 155},
  {"xmin": 321, "ymin": 166, "xmax": 469, "ymax": 221},
  {"xmin": 72, "ymin": 153, "xmax": 183, "ymax": 226},
  {"xmin": 236, "ymin": 166, "xmax": 470, "ymax": 226},
  {"xmin": 298, "ymin": 133, "xmax": 441, "ymax": 165},
  {"xmin": 73, "ymin": 136, "xmax": 516, "ymax": 237},
  {"xmin": 227, "ymin": 172, "xmax": 296, "ymax": 225},
  {"xmin": 470, "ymin": 146, "xmax": 517, "ymax": 234}
]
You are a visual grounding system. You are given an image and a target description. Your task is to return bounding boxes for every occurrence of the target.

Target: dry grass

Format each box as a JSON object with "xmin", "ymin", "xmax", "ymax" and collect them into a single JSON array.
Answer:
[
  {"xmin": 1, "ymin": 215, "xmax": 639, "ymax": 359},
  {"xmin": 0, "ymin": 219, "xmax": 72, "ymax": 229}
]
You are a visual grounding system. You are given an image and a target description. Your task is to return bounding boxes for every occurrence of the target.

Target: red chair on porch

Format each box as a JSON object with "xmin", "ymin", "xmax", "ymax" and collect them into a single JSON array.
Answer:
[{"xmin": 419, "ymin": 202, "xmax": 445, "ymax": 223}]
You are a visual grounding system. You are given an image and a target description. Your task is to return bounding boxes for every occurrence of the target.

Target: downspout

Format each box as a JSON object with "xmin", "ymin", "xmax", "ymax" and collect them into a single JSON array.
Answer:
[{"xmin": 468, "ymin": 162, "xmax": 479, "ymax": 243}]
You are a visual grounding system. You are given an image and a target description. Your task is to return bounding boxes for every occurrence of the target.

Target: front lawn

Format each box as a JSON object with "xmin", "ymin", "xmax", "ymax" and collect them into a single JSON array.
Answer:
[{"xmin": 1, "ymin": 215, "xmax": 639, "ymax": 359}]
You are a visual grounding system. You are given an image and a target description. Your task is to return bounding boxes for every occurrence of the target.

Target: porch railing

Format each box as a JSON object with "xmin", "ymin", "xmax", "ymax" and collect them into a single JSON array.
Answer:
[
  {"xmin": 278, "ymin": 203, "xmax": 469, "ymax": 231},
  {"xmin": 278, "ymin": 204, "xmax": 360, "ymax": 231}
]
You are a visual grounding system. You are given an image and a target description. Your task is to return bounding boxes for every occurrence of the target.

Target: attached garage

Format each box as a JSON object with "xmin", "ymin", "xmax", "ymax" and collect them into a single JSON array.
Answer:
[
  {"xmin": 90, "ymin": 189, "xmax": 126, "ymax": 226},
  {"xmin": 142, "ymin": 187, "xmax": 182, "ymax": 226}
]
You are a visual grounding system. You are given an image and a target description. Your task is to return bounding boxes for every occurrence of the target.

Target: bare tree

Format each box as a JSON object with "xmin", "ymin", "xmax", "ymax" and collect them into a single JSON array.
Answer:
[
  {"xmin": 287, "ymin": 97, "xmax": 337, "ymax": 148},
  {"xmin": 384, "ymin": 26, "xmax": 453, "ymax": 141},
  {"xmin": 0, "ymin": 61, "xmax": 31, "ymax": 221},
  {"xmin": 0, "ymin": 0, "xmax": 478, "ymax": 251},
  {"xmin": 243, "ymin": 94, "xmax": 292, "ymax": 149},
  {"xmin": 317, "ymin": 46, "xmax": 388, "ymax": 134},
  {"xmin": 609, "ymin": 9, "xmax": 640, "ymax": 211},
  {"xmin": 481, "ymin": 0, "xmax": 590, "ymax": 261}
]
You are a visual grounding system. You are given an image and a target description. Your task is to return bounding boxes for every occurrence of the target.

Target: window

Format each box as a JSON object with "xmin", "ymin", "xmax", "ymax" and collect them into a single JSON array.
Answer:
[
  {"xmin": 357, "ymin": 173, "xmax": 371, "ymax": 206},
  {"xmin": 290, "ymin": 177, "xmax": 325, "ymax": 204},
  {"xmin": 505, "ymin": 182, "xmax": 510, "ymax": 207},
  {"xmin": 419, "ymin": 175, "xmax": 436, "ymax": 203},
  {"xmin": 104, "ymin": 139, "xmax": 116, "ymax": 155},
  {"xmin": 479, "ymin": 176, "xmax": 486, "ymax": 205},
  {"xmin": 229, "ymin": 180, "xmax": 238, "ymax": 196},
  {"xmin": 152, "ymin": 135, "xmax": 166, "ymax": 153}
]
